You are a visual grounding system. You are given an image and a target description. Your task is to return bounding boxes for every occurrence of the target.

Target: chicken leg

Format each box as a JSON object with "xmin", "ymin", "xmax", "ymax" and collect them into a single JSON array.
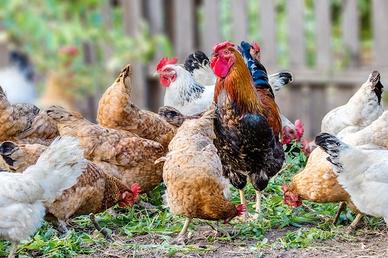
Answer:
[
  {"xmin": 172, "ymin": 218, "xmax": 192, "ymax": 244},
  {"xmin": 8, "ymin": 242, "xmax": 17, "ymax": 258},
  {"xmin": 333, "ymin": 202, "xmax": 347, "ymax": 225},
  {"xmin": 255, "ymin": 190, "xmax": 261, "ymax": 214},
  {"xmin": 239, "ymin": 189, "xmax": 249, "ymax": 219}
]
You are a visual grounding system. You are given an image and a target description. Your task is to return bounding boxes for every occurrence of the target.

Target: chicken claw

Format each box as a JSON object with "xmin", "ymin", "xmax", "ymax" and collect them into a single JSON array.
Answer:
[{"xmin": 171, "ymin": 218, "xmax": 192, "ymax": 245}]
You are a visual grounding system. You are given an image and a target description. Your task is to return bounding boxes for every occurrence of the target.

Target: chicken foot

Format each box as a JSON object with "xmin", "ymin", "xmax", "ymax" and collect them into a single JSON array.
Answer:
[
  {"xmin": 347, "ymin": 213, "xmax": 363, "ymax": 233},
  {"xmin": 89, "ymin": 213, "xmax": 113, "ymax": 242},
  {"xmin": 171, "ymin": 218, "xmax": 192, "ymax": 245},
  {"xmin": 8, "ymin": 242, "xmax": 17, "ymax": 258},
  {"xmin": 333, "ymin": 202, "xmax": 347, "ymax": 225}
]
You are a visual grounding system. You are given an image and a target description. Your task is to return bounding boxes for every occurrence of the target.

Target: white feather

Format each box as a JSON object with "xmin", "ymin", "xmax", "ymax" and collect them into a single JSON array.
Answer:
[{"xmin": 0, "ymin": 136, "xmax": 86, "ymax": 243}]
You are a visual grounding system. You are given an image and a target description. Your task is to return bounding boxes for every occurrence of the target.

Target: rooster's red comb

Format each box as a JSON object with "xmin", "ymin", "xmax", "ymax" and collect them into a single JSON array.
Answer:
[
  {"xmin": 251, "ymin": 41, "xmax": 261, "ymax": 52},
  {"xmin": 156, "ymin": 57, "xmax": 178, "ymax": 72},
  {"xmin": 213, "ymin": 41, "xmax": 235, "ymax": 53}
]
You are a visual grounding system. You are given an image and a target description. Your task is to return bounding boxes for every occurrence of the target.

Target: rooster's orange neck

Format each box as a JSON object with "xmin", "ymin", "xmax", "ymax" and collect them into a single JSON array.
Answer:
[{"xmin": 214, "ymin": 53, "xmax": 262, "ymax": 114}]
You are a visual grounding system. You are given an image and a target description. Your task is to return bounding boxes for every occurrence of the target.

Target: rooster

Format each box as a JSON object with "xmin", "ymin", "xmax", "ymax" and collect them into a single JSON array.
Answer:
[{"xmin": 210, "ymin": 41, "xmax": 285, "ymax": 216}]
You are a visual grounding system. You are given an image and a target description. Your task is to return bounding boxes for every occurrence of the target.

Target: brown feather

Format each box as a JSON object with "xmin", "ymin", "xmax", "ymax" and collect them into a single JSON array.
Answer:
[{"xmin": 213, "ymin": 48, "xmax": 282, "ymax": 135}]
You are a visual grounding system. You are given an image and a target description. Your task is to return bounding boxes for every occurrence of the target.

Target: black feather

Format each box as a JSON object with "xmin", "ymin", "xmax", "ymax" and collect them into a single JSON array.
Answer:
[
  {"xmin": 315, "ymin": 133, "xmax": 346, "ymax": 172},
  {"xmin": 184, "ymin": 51, "xmax": 210, "ymax": 73},
  {"xmin": 214, "ymin": 106, "xmax": 285, "ymax": 191}
]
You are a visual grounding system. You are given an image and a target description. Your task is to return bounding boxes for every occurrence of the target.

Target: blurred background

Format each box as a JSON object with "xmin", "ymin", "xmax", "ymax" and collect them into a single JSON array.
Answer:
[{"xmin": 0, "ymin": 0, "xmax": 387, "ymax": 138}]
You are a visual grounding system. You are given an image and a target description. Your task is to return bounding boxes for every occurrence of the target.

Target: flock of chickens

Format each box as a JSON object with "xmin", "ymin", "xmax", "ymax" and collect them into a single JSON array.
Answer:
[{"xmin": 0, "ymin": 40, "xmax": 387, "ymax": 257}]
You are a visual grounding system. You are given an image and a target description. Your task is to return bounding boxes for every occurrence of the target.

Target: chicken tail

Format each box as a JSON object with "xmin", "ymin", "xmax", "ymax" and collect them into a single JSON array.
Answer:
[
  {"xmin": 0, "ymin": 141, "xmax": 18, "ymax": 168},
  {"xmin": 269, "ymin": 71, "xmax": 293, "ymax": 94},
  {"xmin": 184, "ymin": 50, "xmax": 210, "ymax": 73},
  {"xmin": 24, "ymin": 136, "xmax": 87, "ymax": 203},
  {"xmin": 315, "ymin": 133, "xmax": 348, "ymax": 173},
  {"xmin": 368, "ymin": 70, "xmax": 383, "ymax": 105}
]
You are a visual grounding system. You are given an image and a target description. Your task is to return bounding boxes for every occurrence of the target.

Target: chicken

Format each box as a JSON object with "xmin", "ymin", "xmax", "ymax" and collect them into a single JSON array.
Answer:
[
  {"xmin": 282, "ymin": 119, "xmax": 304, "ymax": 145},
  {"xmin": 211, "ymin": 41, "xmax": 285, "ymax": 216},
  {"xmin": 321, "ymin": 71, "xmax": 384, "ymax": 135},
  {"xmin": 97, "ymin": 64, "xmax": 176, "ymax": 148},
  {"xmin": 38, "ymin": 72, "xmax": 78, "ymax": 112},
  {"xmin": 157, "ymin": 56, "xmax": 215, "ymax": 116},
  {"xmin": 0, "ymin": 86, "xmax": 58, "ymax": 145},
  {"xmin": 46, "ymin": 105, "xmax": 164, "ymax": 193},
  {"xmin": 0, "ymin": 141, "xmax": 46, "ymax": 171},
  {"xmin": 0, "ymin": 85, "xmax": 39, "ymax": 141},
  {"xmin": 0, "ymin": 136, "xmax": 87, "ymax": 258},
  {"xmin": 38, "ymin": 45, "xmax": 80, "ymax": 112},
  {"xmin": 316, "ymin": 133, "xmax": 388, "ymax": 225},
  {"xmin": 246, "ymin": 41, "xmax": 293, "ymax": 96},
  {"xmin": 0, "ymin": 50, "xmax": 36, "ymax": 104},
  {"xmin": 0, "ymin": 140, "xmax": 141, "ymax": 227},
  {"xmin": 282, "ymin": 147, "xmax": 362, "ymax": 229},
  {"xmin": 341, "ymin": 111, "xmax": 388, "ymax": 150},
  {"xmin": 161, "ymin": 109, "xmax": 245, "ymax": 242}
]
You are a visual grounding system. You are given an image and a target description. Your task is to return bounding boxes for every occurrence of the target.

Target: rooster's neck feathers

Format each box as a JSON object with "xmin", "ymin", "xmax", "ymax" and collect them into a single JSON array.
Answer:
[{"xmin": 214, "ymin": 50, "xmax": 261, "ymax": 114}]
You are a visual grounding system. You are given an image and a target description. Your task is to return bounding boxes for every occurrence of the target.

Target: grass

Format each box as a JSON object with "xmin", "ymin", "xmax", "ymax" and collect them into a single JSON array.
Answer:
[{"xmin": 0, "ymin": 142, "xmax": 385, "ymax": 257}]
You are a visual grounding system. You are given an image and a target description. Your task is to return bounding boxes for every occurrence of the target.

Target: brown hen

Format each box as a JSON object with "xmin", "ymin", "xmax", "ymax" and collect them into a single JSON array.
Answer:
[
  {"xmin": 161, "ymin": 109, "xmax": 245, "ymax": 243},
  {"xmin": 0, "ymin": 86, "xmax": 58, "ymax": 145},
  {"xmin": 282, "ymin": 147, "xmax": 363, "ymax": 229},
  {"xmin": 97, "ymin": 64, "xmax": 176, "ymax": 148},
  {"xmin": 0, "ymin": 141, "xmax": 140, "ymax": 228},
  {"xmin": 46, "ymin": 105, "xmax": 164, "ymax": 193}
]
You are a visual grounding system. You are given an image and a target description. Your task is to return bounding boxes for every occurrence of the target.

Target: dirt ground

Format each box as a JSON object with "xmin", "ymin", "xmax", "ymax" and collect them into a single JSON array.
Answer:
[{"xmin": 80, "ymin": 226, "xmax": 388, "ymax": 258}]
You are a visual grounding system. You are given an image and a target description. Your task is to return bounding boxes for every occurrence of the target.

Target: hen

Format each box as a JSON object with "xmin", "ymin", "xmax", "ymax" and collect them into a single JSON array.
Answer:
[
  {"xmin": 0, "ymin": 140, "xmax": 141, "ymax": 229},
  {"xmin": 0, "ymin": 86, "xmax": 58, "ymax": 145},
  {"xmin": 0, "ymin": 50, "xmax": 35, "ymax": 104},
  {"xmin": 316, "ymin": 133, "xmax": 388, "ymax": 224},
  {"xmin": 0, "ymin": 136, "xmax": 87, "ymax": 258},
  {"xmin": 282, "ymin": 147, "xmax": 362, "ymax": 229},
  {"xmin": 159, "ymin": 48, "xmax": 293, "ymax": 117},
  {"xmin": 161, "ymin": 109, "xmax": 245, "ymax": 242},
  {"xmin": 97, "ymin": 64, "xmax": 175, "ymax": 148},
  {"xmin": 0, "ymin": 141, "xmax": 46, "ymax": 171},
  {"xmin": 38, "ymin": 45, "xmax": 80, "ymax": 112},
  {"xmin": 211, "ymin": 41, "xmax": 285, "ymax": 216},
  {"xmin": 321, "ymin": 71, "xmax": 384, "ymax": 135},
  {"xmin": 46, "ymin": 105, "xmax": 164, "ymax": 193},
  {"xmin": 341, "ymin": 111, "xmax": 388, "ymax": 150}
]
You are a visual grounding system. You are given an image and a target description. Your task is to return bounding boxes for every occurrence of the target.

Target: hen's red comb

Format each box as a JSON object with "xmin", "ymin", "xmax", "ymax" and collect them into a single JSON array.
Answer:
[
  {"xmin": 213, "ymin": 41, "xmax": 235, "ymax": 53},
  {"xmin": 156, "ymin": 57, "xmax": 178, "ymax": 72},
  {"xmin": 251, "ymin": 41, "xmax": 260, "ymax": 52},
  {"xmin": 130, "ymin": 183, "xmax": 142, "ymax": 196}
]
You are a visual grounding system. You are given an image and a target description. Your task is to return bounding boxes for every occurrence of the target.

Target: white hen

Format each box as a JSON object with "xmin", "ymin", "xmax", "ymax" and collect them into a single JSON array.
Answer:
[
  {"xmin": 0, "ymin": 51, "xmax": 36, "ymax": 104},
  {"xmin": 341, "ymin": 111, "xmax": 388, "ymax": 150},
  {"xmin": 0, "ymin": 136, "xmax": 87, "ymax": 258},
  {"xmin": 316, "ymin": 133, "xmax": 388, "ymax": 224},
  {"xmin": 321, "ymin": 71, "xmax": 384, "ymax": 135}
]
